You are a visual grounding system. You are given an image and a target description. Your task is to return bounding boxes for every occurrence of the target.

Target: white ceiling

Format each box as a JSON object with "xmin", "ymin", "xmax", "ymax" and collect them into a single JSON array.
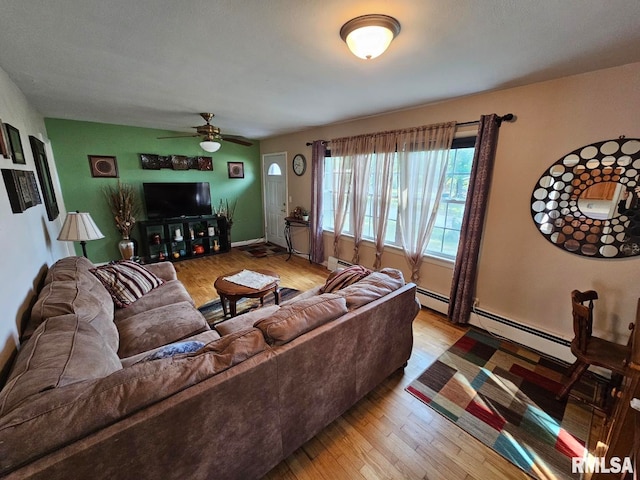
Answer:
[{"xmin": 1, "ymin": 0, "xmax": 639, "ymax": 140}]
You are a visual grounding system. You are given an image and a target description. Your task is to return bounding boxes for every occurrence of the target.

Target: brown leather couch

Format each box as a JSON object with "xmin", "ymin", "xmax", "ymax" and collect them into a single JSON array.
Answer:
[{"xmin": 0, "ymin": 257, "xmax": 419, "ymax": 479}]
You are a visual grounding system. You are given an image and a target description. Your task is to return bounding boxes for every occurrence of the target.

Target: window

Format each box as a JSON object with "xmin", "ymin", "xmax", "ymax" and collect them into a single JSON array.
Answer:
[
  {"xmin": 322, "ymin": 137, "xmax": 476, "ymax": 260},
  {"xmin": 267, "ymin": 163, "xmax": 282, "ymax": 176}
]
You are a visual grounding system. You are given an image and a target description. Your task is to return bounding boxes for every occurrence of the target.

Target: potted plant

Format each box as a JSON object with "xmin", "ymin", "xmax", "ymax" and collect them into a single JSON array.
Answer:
[
  {"xmin": 105, "ymin": 182, "xmax": 139, "ymax": 260},
  {"xmin": 301, "ymin": 208, "xmax": 309, "ymax": 221}
]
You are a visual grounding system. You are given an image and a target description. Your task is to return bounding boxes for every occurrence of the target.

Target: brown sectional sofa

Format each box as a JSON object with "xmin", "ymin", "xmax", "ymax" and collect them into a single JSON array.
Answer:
[{"xmin": 0, "ymin": 256, "xmax": 420, "ymax": 479}]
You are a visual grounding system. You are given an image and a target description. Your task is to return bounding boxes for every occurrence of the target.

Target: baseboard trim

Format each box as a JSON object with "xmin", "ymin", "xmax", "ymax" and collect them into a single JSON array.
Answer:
[{"xmin": 231, "ymin": 237, "xmax": 266, "ymax": 248}]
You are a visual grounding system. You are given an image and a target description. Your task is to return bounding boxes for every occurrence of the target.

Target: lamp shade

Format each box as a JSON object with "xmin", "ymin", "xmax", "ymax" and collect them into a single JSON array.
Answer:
[
  {"xmin": 57, "ymin": 212, "xmax": 104, "ymax": 242},
  {"xmin": 199, "ymin": 140, "xmax": 222, "ymax": 153},
  {"xmin": 340, "ymin": 14, "xmax": 401, "ymax": 60}
]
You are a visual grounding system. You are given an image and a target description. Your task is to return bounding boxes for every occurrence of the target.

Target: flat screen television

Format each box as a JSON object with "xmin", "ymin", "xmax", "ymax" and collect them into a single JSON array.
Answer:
[{"xmin": 143, "ymin": 182, "xmax": 212, "ymax": 219}]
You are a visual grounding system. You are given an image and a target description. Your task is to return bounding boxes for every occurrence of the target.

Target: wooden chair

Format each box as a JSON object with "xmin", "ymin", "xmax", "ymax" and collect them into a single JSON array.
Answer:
[{"xmin": 556, "ymin": 290, "xmax": 633, "ymax": 403}]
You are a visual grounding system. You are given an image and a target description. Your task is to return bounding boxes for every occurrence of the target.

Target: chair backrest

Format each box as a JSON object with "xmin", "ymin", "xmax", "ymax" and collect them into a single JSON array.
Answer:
[
  {"xmin": 631, "ymin": 298, "xmax": 640, "ymax": 366},
  {"xmin": 571, "ymin": 289, "xmax": 598, "ymax": 353}
]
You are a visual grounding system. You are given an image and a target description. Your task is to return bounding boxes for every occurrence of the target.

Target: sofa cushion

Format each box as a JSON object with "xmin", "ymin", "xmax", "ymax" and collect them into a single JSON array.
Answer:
[
  {"xmin": 27, "ymin": 278, "xmax": 118, "ymax": 352},
  {"xmin": 281, "ymin": 286, "xmax": 322, "ymax": 305},
  {"xmin": 335, "ymin": 268, "xmax": 405, "ymax": 310},
  {"xmin": 320, "ymin": 265, "xmax": 372, "ymax": 293},
  {"xmin": 138, "ymin": 261, "xmax": 178, "ymax": 282},
  {"xmin": 116, "ymin": 301, "xmax": 210, "ymax": 358},
  {"xmin": 113, "ymin": 280, "xmax": 194, "ymax": 323},
  {"xmin": 43, "ymin": 256, "xmax": 97, "ymax": 285},
  {"xmin": 0, "ymin": 315, "xmax": 122, "ymax": 416},
  {"xmin": 0, "ymin": 328, "xmax": 267, "ymax": 474},
  {"xmin": 214, "ymin": 304, "xmax": 281, "ymax": 337},
  {"xmin": 90, "ymin": 260, "xmax": 164, "ymax": 308},
  {"xmin": 254, "ymin": 294, "xmax": 347, "ymax": 346}
]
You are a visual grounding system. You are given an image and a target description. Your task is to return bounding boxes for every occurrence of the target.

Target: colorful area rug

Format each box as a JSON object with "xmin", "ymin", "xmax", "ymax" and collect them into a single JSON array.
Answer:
[
  {"xmin": 236, "ymin": 242, "xmax": 287, "ymax": 258},
  {"xmin": 198, "ymin": 287, "xmax": 299, "ymax": 326},
  {"xmin": 406, "ymin": 328, "xmax": 604, "ymax": 480}
]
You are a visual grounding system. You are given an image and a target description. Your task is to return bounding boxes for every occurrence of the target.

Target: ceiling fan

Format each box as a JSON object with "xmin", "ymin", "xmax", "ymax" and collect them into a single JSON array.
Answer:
[{"xmin": 157, "ymin": 113, "xmax": 253, "ymax": 152}]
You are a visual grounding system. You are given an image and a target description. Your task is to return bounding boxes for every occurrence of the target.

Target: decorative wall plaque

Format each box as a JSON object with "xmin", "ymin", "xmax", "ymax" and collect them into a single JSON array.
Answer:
[{"xmin": 140, "ymin": 153, "xmax": 212, "ymax": 171}]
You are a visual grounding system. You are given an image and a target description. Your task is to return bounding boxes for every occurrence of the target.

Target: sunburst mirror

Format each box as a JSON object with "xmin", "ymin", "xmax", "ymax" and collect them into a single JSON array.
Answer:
[{"xmin": 531, "ymin": 137, "xmax": 640, "ymax": 258}]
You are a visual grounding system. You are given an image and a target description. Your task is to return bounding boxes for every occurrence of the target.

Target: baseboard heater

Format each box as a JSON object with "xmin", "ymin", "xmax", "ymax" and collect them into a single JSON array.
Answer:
[
  {"xmin": 327, "ymin": 256, "xmax": 574, "ymax": 364},
  {"xmin": 415, "ymin": 284, "xmax": 574, "ymax": 364}
]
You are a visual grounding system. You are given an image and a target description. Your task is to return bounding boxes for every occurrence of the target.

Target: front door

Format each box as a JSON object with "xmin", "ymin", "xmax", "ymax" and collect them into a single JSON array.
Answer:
[{"xmin": 262, "ymin": 152, "xmax": 287, "ymax": 247}]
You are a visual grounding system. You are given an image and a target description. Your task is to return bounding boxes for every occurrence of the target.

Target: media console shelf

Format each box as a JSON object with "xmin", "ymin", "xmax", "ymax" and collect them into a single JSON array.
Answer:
[{"xmin": 139, "ymin": 215, "xmax": 230, "ymax": 263}]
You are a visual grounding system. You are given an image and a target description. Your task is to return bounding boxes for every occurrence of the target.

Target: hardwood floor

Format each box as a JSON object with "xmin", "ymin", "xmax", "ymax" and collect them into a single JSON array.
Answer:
[{"xmin": 174, "ymin": 249, "xmax": 528, "ymax": 479}]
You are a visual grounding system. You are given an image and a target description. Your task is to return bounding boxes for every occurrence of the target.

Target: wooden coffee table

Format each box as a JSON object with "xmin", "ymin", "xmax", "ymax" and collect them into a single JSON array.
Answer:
[{"xmin": 214, "ymin": 269, "xmax": 280, "ymax": 318}]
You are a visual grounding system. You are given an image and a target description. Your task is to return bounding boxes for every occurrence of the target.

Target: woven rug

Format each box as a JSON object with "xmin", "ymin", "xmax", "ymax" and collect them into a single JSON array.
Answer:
[
  {"xmin": 406, "ymin": 328, "xmax": 604, "ymax": 480},
  {"xmin": 236, "ymin": 242, "xmax": 287, "ymax": 258},
  {"xmin": 198, "ymin": 287, "xmax": 300, "ymax": 325}
]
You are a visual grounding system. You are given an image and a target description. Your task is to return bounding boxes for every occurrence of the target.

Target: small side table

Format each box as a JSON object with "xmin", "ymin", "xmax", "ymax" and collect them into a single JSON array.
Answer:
[
  {"xmin": 214, "ymin": 269, "xmax": 280, "ymax": 318},
  {"xmin": 284, "ymin": 216, "xmax": 311, "ymax": 262}
]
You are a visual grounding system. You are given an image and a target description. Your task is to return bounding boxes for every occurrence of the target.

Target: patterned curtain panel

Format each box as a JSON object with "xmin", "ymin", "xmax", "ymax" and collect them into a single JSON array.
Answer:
[
  {"xmin": 396, "ymin": 122, "xmax": 456, "ymax": 282},
  {"xmin": 310, "ymin": 140, "xmax": 326, "ymax": 264},
  {"xmin": 448, "ymin": 114, "xmax": 502, "ymax": 324}
]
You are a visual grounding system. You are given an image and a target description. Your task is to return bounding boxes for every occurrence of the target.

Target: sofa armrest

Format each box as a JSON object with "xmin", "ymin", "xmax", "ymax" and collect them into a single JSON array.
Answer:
[{"xmin": 142, "ymin": 262, "xmax": 177, "ymax": 281}]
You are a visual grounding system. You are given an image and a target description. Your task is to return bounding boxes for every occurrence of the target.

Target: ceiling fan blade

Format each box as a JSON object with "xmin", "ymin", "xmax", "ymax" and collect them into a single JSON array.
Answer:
[
  {"xmin": 157, "ymin": 134, "xmax": 200, "ymax": 139},
  {"xmin": 222, "ymin": 135, "xmax": 253, "ymax": 147}
]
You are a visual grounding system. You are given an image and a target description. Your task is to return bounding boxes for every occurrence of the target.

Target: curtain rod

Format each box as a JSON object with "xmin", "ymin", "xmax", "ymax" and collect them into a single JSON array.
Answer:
[{"xmin": 305, "ymin": 113, "xmax": 515, "ymax": 146}]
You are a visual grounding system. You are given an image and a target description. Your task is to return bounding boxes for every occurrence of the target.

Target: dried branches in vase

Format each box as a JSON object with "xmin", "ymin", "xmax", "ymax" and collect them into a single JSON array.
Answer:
[
  {"xmin": 104, "ymin": 182, "xmax": 139, "ymax": 239},
  {"xmin": 214, "ymin": 198, "xmax": 237, "ymax": 229}
]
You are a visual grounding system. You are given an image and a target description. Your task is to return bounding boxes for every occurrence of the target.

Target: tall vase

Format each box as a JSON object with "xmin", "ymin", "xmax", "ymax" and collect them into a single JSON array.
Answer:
[{"xmin": 118, "ymin": 236, "xmax": 135, "ymax": 260}]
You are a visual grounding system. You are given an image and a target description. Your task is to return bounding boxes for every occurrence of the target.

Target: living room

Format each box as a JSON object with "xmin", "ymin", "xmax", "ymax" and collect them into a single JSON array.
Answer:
[{"xmin": 0, "ymin": 2, "xmax": 639, "ymax": 479}]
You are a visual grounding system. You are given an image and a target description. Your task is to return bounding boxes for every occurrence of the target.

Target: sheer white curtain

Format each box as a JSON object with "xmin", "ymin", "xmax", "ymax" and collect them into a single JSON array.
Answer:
[
  {"xmin": 397, "ymin": 122, "xmax": 455, "ymax": 281},
  {"xmin": 350, "ymin": 139, "xmax": 374, "ymax": 264},
  {"xmin": 330, "ymin": 138, "xmax": 353, "ymax": 258},
  {"xmin": 331, "ymin": 136, "xmax": 374, "ymax": 262},
  {"xmin": 371, "ymin": 132, "xmax": 396, "ymax": 269}
]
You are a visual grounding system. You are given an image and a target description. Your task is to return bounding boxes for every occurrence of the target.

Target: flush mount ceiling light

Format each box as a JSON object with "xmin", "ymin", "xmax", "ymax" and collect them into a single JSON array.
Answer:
[{"xmin": 340, "ymin": 14, "xmax": 401, "ymax": 60}]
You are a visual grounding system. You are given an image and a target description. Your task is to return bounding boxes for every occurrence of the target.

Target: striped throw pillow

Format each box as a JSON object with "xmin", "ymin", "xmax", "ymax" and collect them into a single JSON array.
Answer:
[
  {"xmin": 91, "ymin": 261, "xmax": 164, "ymax": 308},
  {"xmin": 320, "ymin": 264, "xmax": 372, "ymax": 293}
]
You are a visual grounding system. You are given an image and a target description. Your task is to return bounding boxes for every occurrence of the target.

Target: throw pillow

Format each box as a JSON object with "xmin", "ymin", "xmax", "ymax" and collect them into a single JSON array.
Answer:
[
  {"xmin": 320, "ymin": 264, "xmax": 372, "ymax": 293},
  {"xmin": 135, "ymin": 341, "xmax": 205, "ymax": 364},
  {"xmin": 90, "ymin": 260, "xmax": 164, "ymax": 308},
  {"xmin": 254, "ymin": 294, "xmax": 348, "ymax": 345}
]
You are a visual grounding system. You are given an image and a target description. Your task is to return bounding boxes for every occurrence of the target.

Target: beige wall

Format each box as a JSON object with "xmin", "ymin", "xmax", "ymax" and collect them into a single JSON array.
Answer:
[
  {"xmin": 0, "ymin": 66, "xmax": 70, "ymax": 374},
  {"xmin": 260, "ymin": 62, "xmax": 640, "ymax": 344}
]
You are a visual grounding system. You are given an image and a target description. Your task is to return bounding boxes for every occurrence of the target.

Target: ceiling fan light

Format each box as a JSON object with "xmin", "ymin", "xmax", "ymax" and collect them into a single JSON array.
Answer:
[
  {"xmin": 200, "ymin": 140, "xmax": 221, "ymax": 153},
  {"xmin": 340, "ymin": 14, "xmax": 400, "ymax": 60}
]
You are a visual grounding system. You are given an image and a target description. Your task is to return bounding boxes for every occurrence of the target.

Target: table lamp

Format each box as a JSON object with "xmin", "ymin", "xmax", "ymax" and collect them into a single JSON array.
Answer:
[{"xmin": 57, "ymin": 211, "xmax": 104, "ymax": 258}]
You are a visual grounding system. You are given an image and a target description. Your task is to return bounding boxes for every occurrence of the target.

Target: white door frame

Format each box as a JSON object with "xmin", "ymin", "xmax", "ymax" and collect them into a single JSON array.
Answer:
[{"xmin": 261, "ymin": 152, "xmax": 288, "ymax": 247}]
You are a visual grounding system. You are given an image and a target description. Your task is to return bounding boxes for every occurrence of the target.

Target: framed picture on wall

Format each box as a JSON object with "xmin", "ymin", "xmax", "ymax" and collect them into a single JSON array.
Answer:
[
  {"xmin": 29, "ymin": 136, "xmax": 60, "ymax": 221},
  {"xmin": 88, "ymin": 155, "xmax": 119, "ymax": 177},
  {"xmin": 0, "ymin": 120, "xmax": 10, "ymax": 159},
  {"xmin": 227, "ymin": 162, "xmax": 244, "ymax": 179},
  {"xmin": 5, "ymin": 123, "xmax": 25, "ymax": 164},
  {"xmin": 2, "ymin": 169, "xmax": 40, "ymax": 213}
]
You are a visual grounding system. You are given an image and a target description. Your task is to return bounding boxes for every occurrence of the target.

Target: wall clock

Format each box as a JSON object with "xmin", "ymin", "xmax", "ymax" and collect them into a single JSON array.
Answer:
[{"xmin": 292, "ymin": 154, "xmax": 307, "ymax": 176}]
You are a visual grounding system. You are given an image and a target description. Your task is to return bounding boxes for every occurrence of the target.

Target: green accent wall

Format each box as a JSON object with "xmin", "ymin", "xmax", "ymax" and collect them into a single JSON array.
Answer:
[{"xmin": 45, "ymin": 118, "xmax": 263, "ymax": 263}]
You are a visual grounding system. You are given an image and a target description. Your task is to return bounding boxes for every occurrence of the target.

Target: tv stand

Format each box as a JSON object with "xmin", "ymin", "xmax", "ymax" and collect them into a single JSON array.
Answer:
[{"xmin": 138, "ymin": 215, "xmax": 230, "ymax": 263}]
